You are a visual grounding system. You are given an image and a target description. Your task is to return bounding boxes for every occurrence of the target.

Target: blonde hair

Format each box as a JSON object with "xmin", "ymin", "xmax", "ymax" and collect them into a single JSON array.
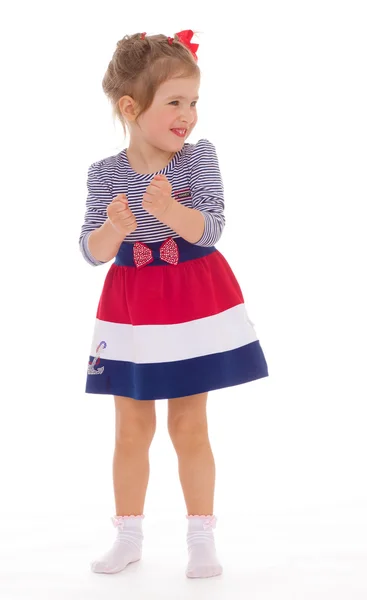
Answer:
[{"xmin": 102, "ymin": 32, "xmax": 201, "ymax": 138}]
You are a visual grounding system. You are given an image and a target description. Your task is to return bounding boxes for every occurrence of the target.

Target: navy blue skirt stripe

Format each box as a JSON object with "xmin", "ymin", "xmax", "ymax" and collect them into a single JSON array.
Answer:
[{"xmin": 86, "ymin": 341, "xmax": 269, "ymax": 400}]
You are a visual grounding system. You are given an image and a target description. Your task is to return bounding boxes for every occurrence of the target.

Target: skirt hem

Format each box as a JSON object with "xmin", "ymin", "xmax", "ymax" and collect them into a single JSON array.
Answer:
[{"xmin": 85, "ymin": 371, "xmax": 269, "ymax": 401}]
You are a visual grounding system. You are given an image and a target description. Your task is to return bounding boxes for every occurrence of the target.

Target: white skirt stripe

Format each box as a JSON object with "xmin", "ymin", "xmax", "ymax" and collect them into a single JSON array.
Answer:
[{"xmin": 89, "ymin": 304, "xmax": 258, "ymax": 364}]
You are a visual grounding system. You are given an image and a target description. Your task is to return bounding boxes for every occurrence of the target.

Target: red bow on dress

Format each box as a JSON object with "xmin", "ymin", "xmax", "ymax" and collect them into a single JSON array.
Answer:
[
  {"xmin": 167, "ymin": 30, "xmax": 199, "ymax": 62},
  {"xmin": 133, "ymin": 238, "xmax": 179, "ymax": 268}
]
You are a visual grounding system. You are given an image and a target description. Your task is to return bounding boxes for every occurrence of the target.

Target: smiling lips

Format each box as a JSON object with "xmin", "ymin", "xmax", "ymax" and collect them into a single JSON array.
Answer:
[{"xmin": 171, "ymin": 128, "xmax": 187, "ymax": 137}]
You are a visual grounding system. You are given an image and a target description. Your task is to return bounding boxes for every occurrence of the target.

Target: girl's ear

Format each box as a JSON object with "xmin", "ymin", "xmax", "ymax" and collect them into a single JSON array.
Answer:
[{"xmin": 118, "ymin": 95, "xmax": 140, "ymax": 122}]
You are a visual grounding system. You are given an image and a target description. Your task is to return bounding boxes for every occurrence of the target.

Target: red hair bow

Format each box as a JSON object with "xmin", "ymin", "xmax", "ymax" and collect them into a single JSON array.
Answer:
[{"xmin": 167, "ymin": 30, "xmax": 199, "ymax": 61}]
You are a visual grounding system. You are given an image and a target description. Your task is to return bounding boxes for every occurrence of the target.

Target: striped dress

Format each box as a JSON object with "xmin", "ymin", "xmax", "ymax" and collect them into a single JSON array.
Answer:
[{"xmin": 79, "ymin": 138, "xmax": 268, "ymax": 400}]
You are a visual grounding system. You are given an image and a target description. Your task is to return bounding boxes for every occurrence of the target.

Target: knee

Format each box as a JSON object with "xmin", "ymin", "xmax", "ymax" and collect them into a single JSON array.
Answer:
[
  {"xmin": 168, "ymin": 415, "xmax": 208, "ymax": 449},
  {"xmin": 116, "ymin": 415, "xmax": 156, "ymax": 449}
]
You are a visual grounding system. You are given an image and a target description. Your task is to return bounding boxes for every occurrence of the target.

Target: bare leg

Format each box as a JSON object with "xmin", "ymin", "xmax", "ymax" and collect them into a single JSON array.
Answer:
[
  {"xmin": 113, "ymin": 396, "xmax": 156, "ymax": 515},
  {"xmin": 167, "ymin": 392, "xmax": 215, "ymax": 515},
  {"xmin": 167, "ymin": 392, "xmax": 222, "ymax": 578},
  {"xmin": 91, "ymin": 396, "xmax": 156, "ymax": 575}
]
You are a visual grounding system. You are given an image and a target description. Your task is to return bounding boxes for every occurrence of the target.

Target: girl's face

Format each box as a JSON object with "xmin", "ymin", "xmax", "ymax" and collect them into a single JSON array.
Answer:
[{"xmin": 135, "ymin": 76, "xmax": 200, "ymax": 151}]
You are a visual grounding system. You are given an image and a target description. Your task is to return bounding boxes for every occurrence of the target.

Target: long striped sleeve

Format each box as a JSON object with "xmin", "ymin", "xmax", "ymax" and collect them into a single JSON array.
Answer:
[
  {"xmin": 188, "ymin": 139, "xmax": 225, "ymax": 246},
  {"xmin": 79, "ymin": 160, "xmax": 113, "ymax": 266}
]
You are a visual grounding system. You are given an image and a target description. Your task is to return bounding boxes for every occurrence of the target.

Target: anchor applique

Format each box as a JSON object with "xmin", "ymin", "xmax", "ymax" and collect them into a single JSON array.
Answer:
[{"xmin": 88, "ymin": 341, "xmax": 107, "ymax": 375}]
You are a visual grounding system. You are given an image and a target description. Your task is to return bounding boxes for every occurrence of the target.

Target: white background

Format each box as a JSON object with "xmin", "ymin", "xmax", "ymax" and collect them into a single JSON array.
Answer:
[{"xmin": 1, "ymin": 1, "xmax": 366, "ymax": 598}]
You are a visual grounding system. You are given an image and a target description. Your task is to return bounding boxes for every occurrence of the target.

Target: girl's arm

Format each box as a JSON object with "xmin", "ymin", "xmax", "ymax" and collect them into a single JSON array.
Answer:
[
  {"xmin": 159, "ymin": 139, "xmax": 225, "ymax": 246},
  {"xmin": 87, "ymin": 218, "xmax": 127, "ymax": 263},
  {"xmin": 158, "ymin": 202, "xmax": 205, "ymax": 244}
]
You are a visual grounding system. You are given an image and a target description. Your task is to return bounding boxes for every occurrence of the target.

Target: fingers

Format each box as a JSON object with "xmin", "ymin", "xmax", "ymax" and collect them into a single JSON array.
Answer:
[
  {"xmin": 147, "ymin": 181, "xmax": 169, "ymax": 192},
  {"xmin": 148, "ymin": 182, "xmax": 161, "ymax": 190},
  {"xmin": 111, "ymin": 193, "xmax": 129, "ymax": 206},
  {"xmin": 142, "ymin": 192, "xmax": 152, "ymax": 203},
  {"xmin": 108, "ymin": 195, "xmax": 129, "ymax": 218},
  {"xmin": 108, "ymin": 210, "xmax": 137, "ymax": 235},
  {"xmin": 107, "ymin": 191, "xmax": 137, "ymax": 235}
]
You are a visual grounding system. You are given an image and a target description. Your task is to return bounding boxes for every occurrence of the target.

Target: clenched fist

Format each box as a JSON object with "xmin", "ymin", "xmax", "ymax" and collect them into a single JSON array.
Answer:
[
  {"xmin": 142, "ymin": 174, "xmax": 174, "ymax": 219},
  {"xmin": 107, "ymin": 194, "xmax": 137, "ymax": 236}
]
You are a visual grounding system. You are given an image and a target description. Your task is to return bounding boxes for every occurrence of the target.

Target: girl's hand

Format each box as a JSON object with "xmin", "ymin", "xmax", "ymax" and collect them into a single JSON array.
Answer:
[
  {"xmin": 142, "ymin": 174, "xmax": 174, "ymax": 219},
  {"xmin": 107, "ymin": 194, "xmax": 137, "ymax": 236}
]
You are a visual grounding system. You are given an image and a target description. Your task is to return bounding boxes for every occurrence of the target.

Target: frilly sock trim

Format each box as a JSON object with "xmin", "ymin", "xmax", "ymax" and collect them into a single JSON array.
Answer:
[{"xmin": 111, "ymin": 515, "xmax": 145, "ymax": 527}]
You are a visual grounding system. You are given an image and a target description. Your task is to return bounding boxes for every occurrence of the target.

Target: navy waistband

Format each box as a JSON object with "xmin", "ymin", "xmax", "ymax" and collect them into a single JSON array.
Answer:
[{"xmin": 114, "ymin": 237, "xmax": 216, "ymax": 267}]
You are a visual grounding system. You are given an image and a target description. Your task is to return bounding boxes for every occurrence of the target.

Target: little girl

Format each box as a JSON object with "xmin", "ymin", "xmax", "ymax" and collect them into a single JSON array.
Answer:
[{"xmin": 79, "ymin": 30, "xmax": 268, "ymax": 579}]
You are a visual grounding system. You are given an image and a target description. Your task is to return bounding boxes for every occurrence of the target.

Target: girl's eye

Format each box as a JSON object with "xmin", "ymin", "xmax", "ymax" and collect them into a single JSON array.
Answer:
[{"xmin": 170, "ymin": 101, "xmax": 197, "ymax": 106}]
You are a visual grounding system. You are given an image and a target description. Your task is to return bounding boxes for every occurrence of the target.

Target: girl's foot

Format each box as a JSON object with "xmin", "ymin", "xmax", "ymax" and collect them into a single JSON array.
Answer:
[
  {"xmin": 91, "ymin": 515, "xmax": 144, "ymax": 574},
  {"xmin": 186, "ymin": 515, "xmax": 223, "ymax": 578}
]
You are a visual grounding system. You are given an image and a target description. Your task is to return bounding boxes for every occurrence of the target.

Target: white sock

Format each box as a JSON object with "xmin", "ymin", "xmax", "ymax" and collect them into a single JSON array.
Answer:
[
  {"xmin": 186, "ymin": 515, "xmax": 223, "ymax": 578},
  {"xmin": 91, "ymin": 515, "xmax": 144, "ymax": 574}
]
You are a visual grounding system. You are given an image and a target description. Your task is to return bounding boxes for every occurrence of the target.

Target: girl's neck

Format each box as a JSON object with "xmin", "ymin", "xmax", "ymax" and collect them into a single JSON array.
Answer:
[{"xmin": 126, "ymin": 145, "xmax": 176, "ymax": 175}]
